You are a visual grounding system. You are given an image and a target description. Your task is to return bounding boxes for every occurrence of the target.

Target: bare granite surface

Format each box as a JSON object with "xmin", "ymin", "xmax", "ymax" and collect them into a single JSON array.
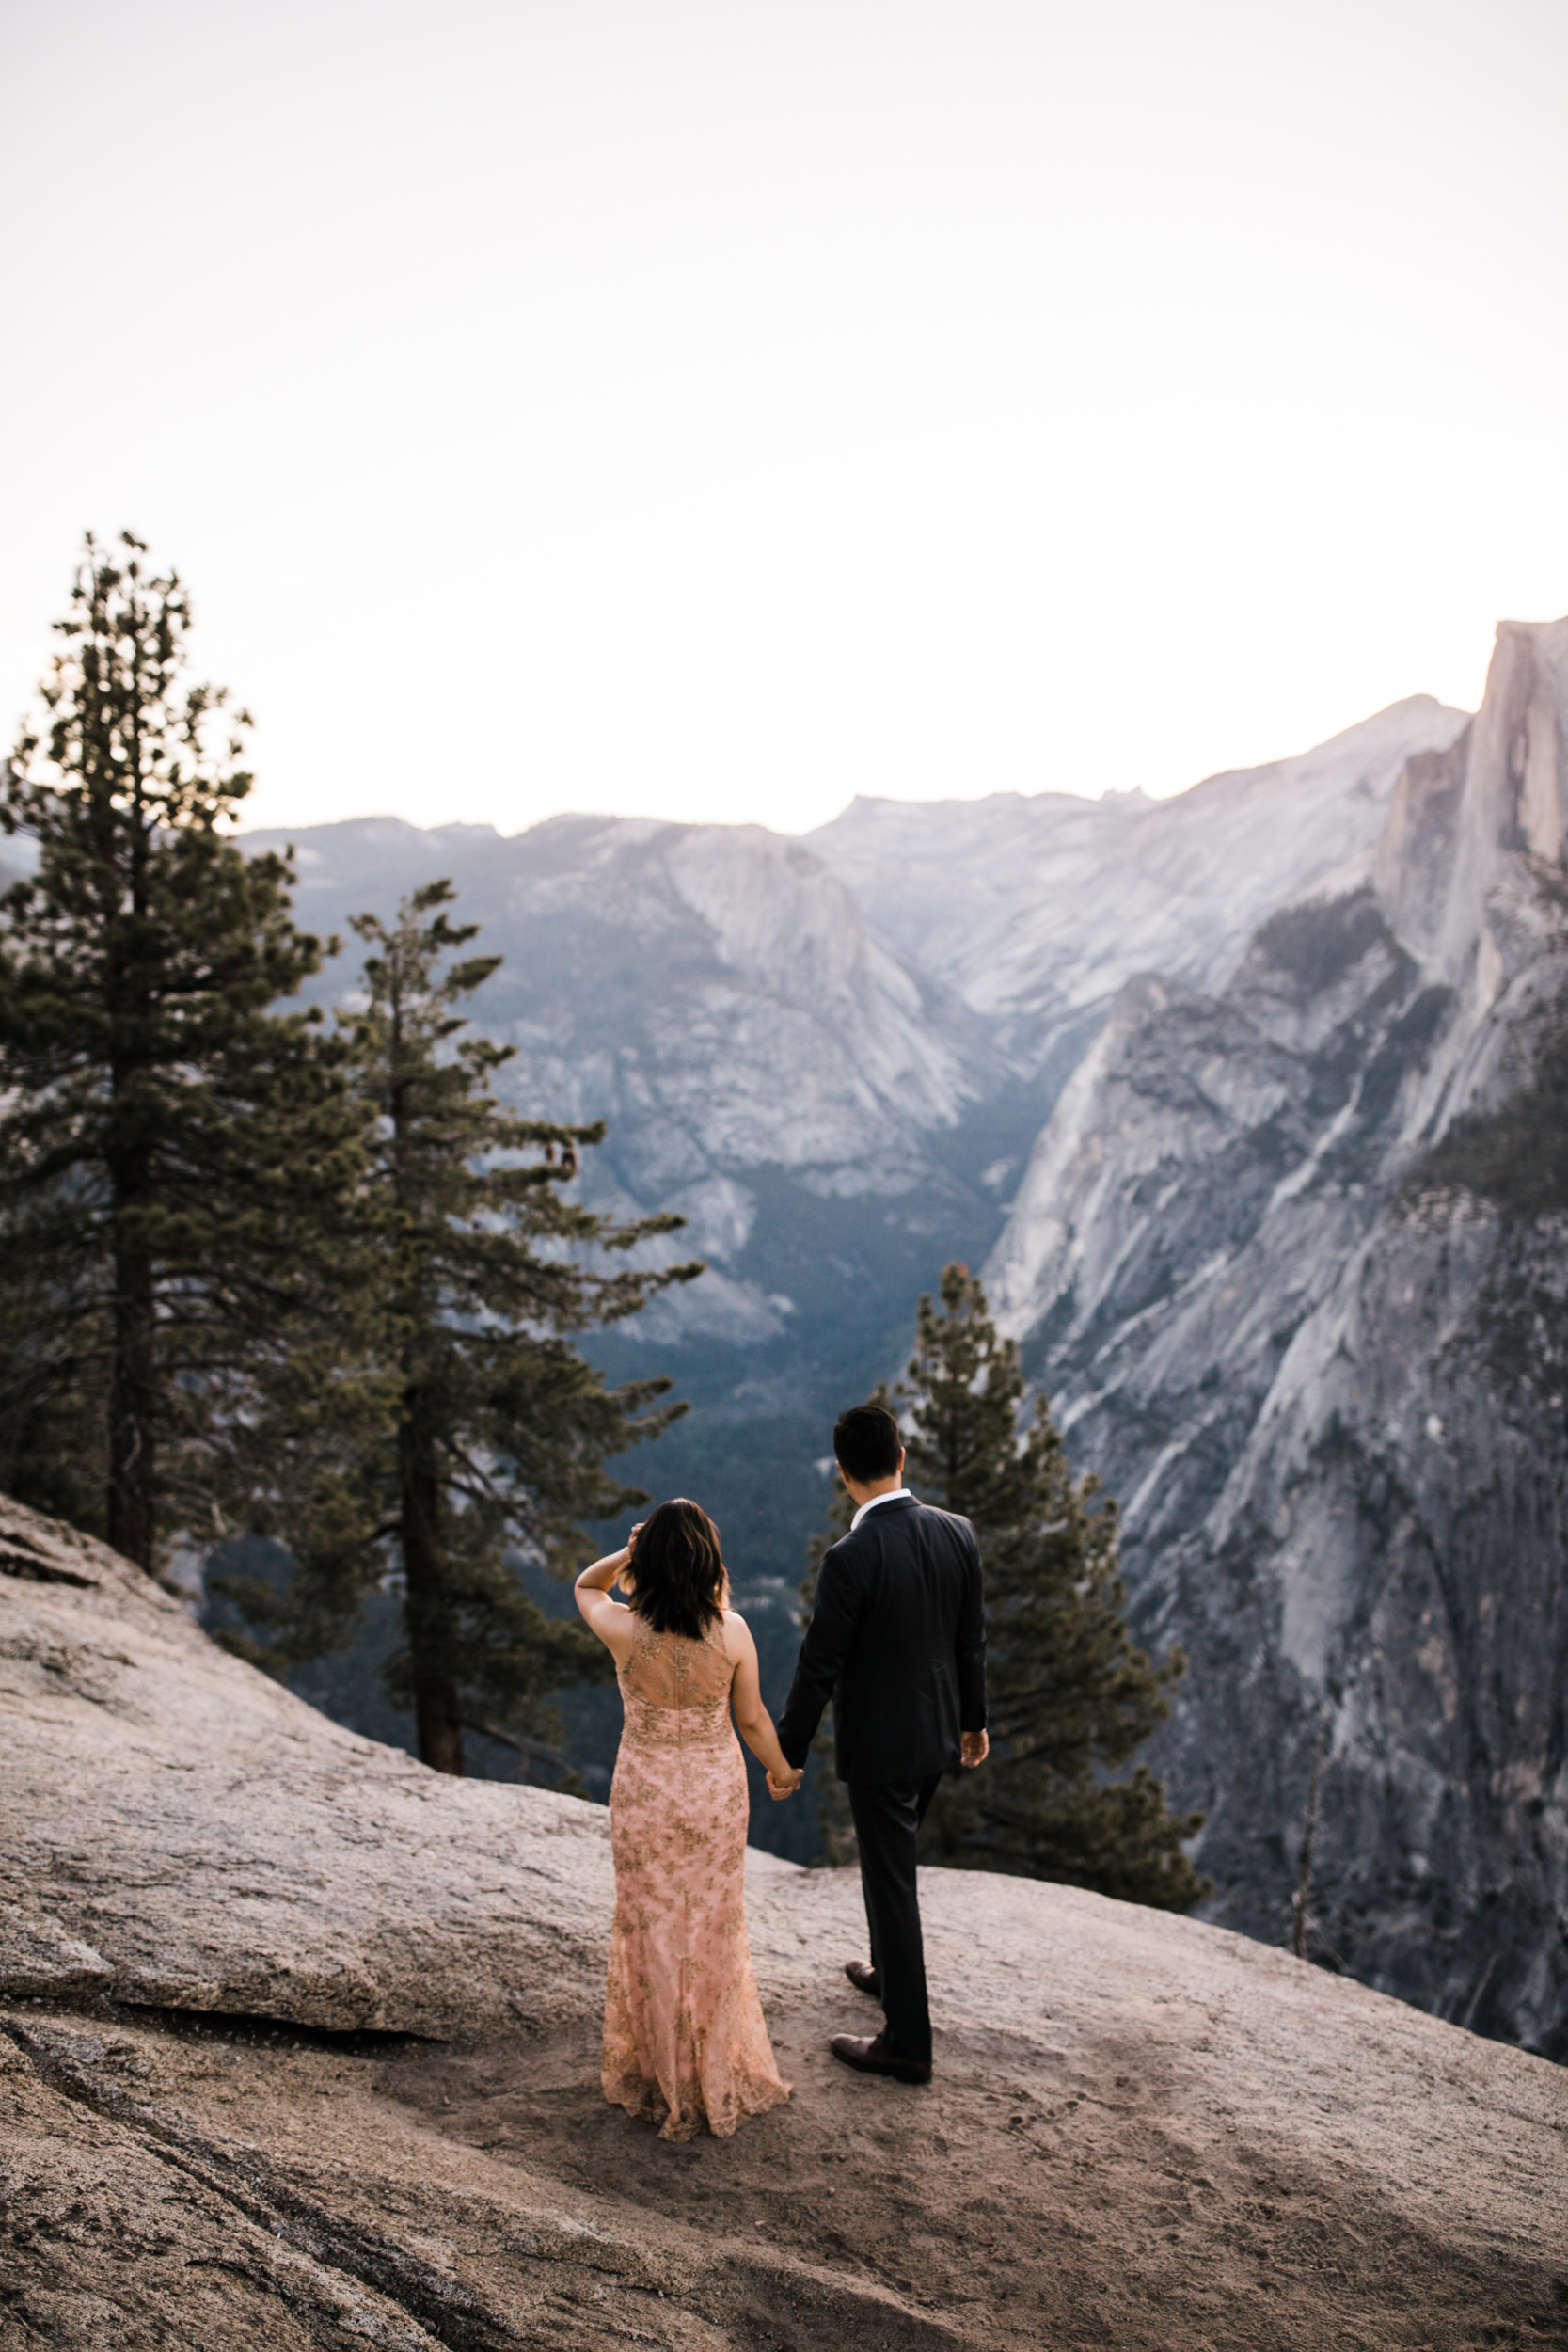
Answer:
[{"xmin": 2, "ymin": 1494, "xmax": 1564, "ymax": 2348}]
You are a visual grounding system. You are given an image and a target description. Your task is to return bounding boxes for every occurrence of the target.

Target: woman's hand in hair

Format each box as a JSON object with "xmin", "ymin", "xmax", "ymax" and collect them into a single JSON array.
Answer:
[
  {"xmin": 575, "ymin": 1543, "xmax": 639, "ymax": 1653},
  {"xmin": 615, "ymin": 1524, "xmax": 643, "ymax": 1595}
]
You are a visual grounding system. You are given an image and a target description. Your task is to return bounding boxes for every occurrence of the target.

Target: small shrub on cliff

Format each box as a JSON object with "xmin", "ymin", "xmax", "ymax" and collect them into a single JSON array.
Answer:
[{"xmin": 1403, "ymin": 984, "xmax": 1568, "ymax": 1220}]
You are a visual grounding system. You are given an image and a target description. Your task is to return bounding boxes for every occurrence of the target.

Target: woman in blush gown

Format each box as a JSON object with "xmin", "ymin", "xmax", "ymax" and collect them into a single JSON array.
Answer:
[{"xmin": 576, "ymin": 1499, "xmax": 801, "ymax": 2141}]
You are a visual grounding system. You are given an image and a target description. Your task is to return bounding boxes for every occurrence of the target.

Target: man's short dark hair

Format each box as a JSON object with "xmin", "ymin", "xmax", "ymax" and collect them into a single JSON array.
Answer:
[{"xmin": 834, "ymin": 1403, "xmax": 903, "ymax": 1484}]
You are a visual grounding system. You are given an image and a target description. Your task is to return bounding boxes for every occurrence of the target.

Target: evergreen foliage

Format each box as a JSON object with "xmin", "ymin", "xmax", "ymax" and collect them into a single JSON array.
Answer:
[
  {"xmin": 901, "ymin": 1263, "xmax": 1209, "ymax": 1910},
  {"xmin": 1404, "ymin": 981, "xmax": 1568, "ymax": 1220},
  {"xmin": 0, "ymin": 533, "xmax": 366, "ymax": 1568},
  {"xmin": 216, "ymin": 882, "xmax": 705, "ymax": 1776}
]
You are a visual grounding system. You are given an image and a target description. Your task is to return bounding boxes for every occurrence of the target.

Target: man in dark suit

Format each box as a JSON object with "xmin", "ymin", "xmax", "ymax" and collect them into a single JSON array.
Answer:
[{"xmin": 774, "ymin": 1402, "xmax": 988, "ymax": 2084}]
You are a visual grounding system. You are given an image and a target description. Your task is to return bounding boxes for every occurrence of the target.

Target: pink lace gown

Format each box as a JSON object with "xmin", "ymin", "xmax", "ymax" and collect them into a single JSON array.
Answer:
[{"xmin": 603, "ymin": 1614, "xmax": 791, "ymax": 2141}]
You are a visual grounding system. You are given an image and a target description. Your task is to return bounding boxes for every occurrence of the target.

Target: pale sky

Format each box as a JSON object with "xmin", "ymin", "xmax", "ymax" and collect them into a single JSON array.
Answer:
[{"xmin": 2, "ymin": 0, "xmax": 1565, "ymax": 836}]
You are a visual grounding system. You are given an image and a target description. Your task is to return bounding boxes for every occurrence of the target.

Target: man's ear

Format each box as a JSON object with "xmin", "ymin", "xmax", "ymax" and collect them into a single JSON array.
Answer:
[{"xmin": 898, "ymin": 1447, "xmax": 906, "ymax": 1473}]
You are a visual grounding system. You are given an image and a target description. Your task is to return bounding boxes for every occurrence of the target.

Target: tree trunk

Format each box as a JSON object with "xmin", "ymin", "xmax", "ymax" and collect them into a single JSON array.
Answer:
[
  {"xmin": 106, "ymin": 806, "xmax": 158, "ymax": 1573},
  {"xmin": 400, "ymin": 1401, "xmax": 465, "ymax": 1776},
  {"xmin": 107, "ymin": 958, "xmax": 157, "ymax": 1573},
  {"xmin": 107, "ymin": 1235, "xmax": 157, "ymax": 1571}
]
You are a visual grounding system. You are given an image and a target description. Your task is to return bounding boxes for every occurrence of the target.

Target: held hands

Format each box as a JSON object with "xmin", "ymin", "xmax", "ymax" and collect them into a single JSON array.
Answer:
[
  {"xmin": 960, "ymin": 1730, "xmax": 990, "ymax": 1770},
  {"xmin": 767, "ymin": 1766, "xmax": 804, "ymax": 1802}
]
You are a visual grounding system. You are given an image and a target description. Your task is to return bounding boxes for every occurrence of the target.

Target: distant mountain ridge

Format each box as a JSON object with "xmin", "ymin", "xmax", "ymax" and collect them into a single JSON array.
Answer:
[
  {"xmin": 807, "ymin": 694, "xmax": 1467, "ymax": 1068},
  {"xmin": 239, "ymin": 691, "xmax": 1461, "ymax": 1581},
  {"xmin": 247, "ymin": 691, "xmax": 1465, "ymax": 1346},
  {"xmin": 237, "ymin": 635, "xmax": 1568, "ymax": 2051}
]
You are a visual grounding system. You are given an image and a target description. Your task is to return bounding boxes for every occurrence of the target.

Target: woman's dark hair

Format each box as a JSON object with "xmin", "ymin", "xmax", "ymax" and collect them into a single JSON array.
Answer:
[
  {"xmin": 833, "ymin": 1402, "xmax": 902, "ymax": 1484},
  {"xmin": 625, "ymin": 1499, "xmax": 728, "ymax": 1639}
]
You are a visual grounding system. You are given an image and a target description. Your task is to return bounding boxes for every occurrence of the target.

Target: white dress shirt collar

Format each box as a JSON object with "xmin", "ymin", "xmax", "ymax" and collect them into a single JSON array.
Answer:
[{"xmin": 849, "ymin": 1486, "xmax": 911, "ymax": 1533}]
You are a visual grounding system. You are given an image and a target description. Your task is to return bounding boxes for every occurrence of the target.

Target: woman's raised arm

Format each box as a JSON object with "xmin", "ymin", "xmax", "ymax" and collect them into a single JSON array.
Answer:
[{"xmin": 575, "ymin": 1530, "xmax": 641, "ymax": 1661}]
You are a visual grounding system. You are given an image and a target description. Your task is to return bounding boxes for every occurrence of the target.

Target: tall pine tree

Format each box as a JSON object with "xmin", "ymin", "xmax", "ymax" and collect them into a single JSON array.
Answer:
[
  {"xmin": 0, "ymin": 533, "xmax": 366, "ymax": 1568},
  {"xmin": 218, "ymin": 882, "xmax": 705, "ymax": 1775},
  {"xmin": 903, "ymin": 1263, "xmax": 1209, "ymax": 1910}
]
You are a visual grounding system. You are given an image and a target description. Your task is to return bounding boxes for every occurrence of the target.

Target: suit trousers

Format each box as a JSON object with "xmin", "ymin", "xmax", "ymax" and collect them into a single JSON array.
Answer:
[{"xmin": 847, "ymin": 1773, "xmax": 943, "ymax": 2066}]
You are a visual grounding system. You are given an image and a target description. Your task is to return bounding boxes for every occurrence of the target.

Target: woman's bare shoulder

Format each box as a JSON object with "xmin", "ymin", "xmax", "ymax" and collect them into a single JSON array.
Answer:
[
  {"xmin": 584, "ymin": 1593, "xmax": 641, "ymax": 1658},
  {"xmin": 719, "ymin": 1607, "xmax": 754, "ymax": 1653}
]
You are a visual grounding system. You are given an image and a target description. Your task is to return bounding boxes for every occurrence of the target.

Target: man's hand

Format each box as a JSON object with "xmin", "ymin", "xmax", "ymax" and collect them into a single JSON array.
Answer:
[
  {"xmin": 960, "ymin": 1730, "xmax": 989, "ymax": 1770},
  {"xmin": 768, "ymin": 1767, "xmax": 804, "ymax": 1801}
]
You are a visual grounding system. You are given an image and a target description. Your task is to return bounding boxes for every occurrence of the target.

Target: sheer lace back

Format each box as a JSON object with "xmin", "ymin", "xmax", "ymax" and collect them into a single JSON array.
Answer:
[
  {"xmin": 617, "ymin": 1614, "xmax": 735, "ymax": 1750},
  {"xmin": 603, "ymin": 1603, "xmax": 791, "ymax": 2138}
]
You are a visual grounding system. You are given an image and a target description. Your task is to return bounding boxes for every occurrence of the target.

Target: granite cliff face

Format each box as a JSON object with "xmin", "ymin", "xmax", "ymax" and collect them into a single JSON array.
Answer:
[
  {"xmin": 807, "ymin": 696, "xmax": 1467, "ymax": 1073},
  {"xmin": 983, "ymin": 619, "xmax": 1568, "ymax": 2058}
]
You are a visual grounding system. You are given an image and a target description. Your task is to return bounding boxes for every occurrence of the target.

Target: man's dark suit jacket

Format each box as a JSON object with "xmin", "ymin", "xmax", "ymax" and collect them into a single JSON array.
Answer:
[{"xmin": 776, "ymin": 1492, "xmax": 987, "ymax": 1786}]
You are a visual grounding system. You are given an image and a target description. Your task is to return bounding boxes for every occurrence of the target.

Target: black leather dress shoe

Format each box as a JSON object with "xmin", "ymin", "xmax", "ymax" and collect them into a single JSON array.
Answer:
[
  {"xmin": 829, "ymin": 2033, "xmax": 932, "ymax": 2084},
  {"xmin": 845, "ymin": 1960, "xmax": 881, "ymax": 1998}
]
